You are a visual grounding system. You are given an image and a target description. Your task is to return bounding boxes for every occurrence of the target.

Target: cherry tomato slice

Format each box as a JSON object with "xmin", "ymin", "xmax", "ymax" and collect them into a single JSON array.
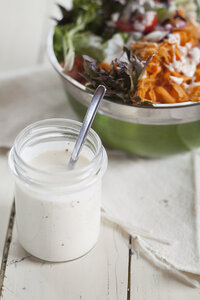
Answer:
[
  {"xmin": 115, "ymin": 19, "xmax": 135, "ymax": 32},
  {"xmin": 61, "ymin": 57, "xmax": 86, "ymax": 84},
  {"xmin": 143, "ymin": 13, "xmax": 158, "ymax": 34},
  {"xmin": 115, "ymin": 12, "xmax": 157, "ymax": 34}
]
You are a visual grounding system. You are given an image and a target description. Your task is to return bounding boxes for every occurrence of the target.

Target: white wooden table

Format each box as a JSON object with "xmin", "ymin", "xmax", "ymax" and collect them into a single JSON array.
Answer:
[{"xmin": 1, "ymin": 1, "xmax": 200, "ymax": 299}]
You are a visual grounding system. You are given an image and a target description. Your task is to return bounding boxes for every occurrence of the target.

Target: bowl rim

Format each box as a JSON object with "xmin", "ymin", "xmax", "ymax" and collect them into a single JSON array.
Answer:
[{"xmin": 47, "ymin": 26, "xmax": 200, "ymax": 125}]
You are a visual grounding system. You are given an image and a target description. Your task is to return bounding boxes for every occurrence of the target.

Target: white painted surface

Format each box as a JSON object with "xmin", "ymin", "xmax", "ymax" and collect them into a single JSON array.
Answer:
[
  {"xmin": 0, "ymin": 152, "xmax": 14, "ymax": 261},
  {"xmin": 131, "ymin": 244, "xmax": 200, "ymax": 300},
  {"xmin": 3, "ymin": 220, "xmax": 129, "ymax": 300}
]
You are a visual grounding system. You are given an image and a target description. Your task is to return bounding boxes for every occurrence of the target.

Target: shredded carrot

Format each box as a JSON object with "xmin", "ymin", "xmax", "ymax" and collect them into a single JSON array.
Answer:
[
  {"xmin": 112, "ymin": 61, "xmax": 118, "ymax": 70},
  {"xmin": 99, "ymin": 61, "xmax": 111, "ymax": 72},
  {"xmin": 130, "ymin": 21, "xmax": 200, "ymax": 104}
]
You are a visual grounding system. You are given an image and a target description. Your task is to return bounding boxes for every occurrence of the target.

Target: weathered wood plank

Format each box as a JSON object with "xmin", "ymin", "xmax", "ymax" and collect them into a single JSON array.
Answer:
[
  {"xmin": 0, "ymin": 152, "xmax": 14, "ymax": 261},
  {"xmin": 130, "ymin": 239, "xmax": 200, "ymax": 300},
  {"xmin": 0, "ymin": 152, "xmax": 14, "ymax": 296},
  {"xmin": 3, "ymin": 219, "xmax": 129, "ymax": 300}
]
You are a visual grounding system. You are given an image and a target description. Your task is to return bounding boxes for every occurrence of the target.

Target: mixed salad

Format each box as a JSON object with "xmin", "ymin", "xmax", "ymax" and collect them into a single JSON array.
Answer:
[{"xmin": 54, "ymin": 0, "xmax": 200, "ymax": 105}]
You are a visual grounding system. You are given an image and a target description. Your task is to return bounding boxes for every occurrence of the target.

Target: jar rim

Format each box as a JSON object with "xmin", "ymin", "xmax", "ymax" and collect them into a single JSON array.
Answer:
[{"xmin": 9, "ymin": 118, "xmax": 107, "ymax": 189}]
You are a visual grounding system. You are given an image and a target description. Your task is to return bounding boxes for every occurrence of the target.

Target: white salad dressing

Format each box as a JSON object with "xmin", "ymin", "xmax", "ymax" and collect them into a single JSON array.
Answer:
[
  {"xmin": 9, "ymin": 119, "xmax": 107, "ymax": 262},
  {"xmin": 28, "ymin": 149, "xmax": 89, "ymax": 172},
  {"xmin": 14, "ymin": 146, "xmax": 103, "ymax": 262}
]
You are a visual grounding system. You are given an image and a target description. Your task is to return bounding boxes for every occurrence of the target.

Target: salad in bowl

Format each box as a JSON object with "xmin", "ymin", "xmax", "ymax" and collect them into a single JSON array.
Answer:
[{"xmin": 50, "ymin": 0, "xmax": 200, "ymax": 157}]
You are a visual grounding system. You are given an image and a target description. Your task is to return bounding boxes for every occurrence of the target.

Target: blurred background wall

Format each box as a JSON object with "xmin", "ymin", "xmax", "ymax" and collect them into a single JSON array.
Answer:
[{"xmin": 0, "ymin": 0, "xmax": 71, "ymax": 74}]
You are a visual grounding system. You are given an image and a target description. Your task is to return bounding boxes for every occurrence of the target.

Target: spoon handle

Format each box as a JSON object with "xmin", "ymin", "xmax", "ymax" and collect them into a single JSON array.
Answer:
[{"xmin": 68, "ymin": 85, "xmax": 106, "ymax": 169}]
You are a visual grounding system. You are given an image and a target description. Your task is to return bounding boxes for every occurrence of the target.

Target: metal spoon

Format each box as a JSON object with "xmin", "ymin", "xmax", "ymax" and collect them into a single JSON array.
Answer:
[{"xmin": 68, "ymin": 85, "xmax": 106, "ymax": 169}]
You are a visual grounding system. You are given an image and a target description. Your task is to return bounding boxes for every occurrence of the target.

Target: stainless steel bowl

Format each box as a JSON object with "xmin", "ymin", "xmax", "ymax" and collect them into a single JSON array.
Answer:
[{"xmin": 47, "ymin": 27, "xmax": 200, "ymax": 157}]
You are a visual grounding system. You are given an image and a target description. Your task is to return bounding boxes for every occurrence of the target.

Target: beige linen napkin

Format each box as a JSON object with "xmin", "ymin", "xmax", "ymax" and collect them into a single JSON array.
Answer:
[
  {"xmin": 102, "ymin": 150, "xmax": 200, "ymax": 287},
  {"xmin": 1, "ymin": 65, "xmax": 200, "ymax": 287}
]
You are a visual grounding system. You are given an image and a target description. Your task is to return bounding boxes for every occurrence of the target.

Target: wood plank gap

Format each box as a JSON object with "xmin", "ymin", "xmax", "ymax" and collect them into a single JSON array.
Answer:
[
  {"xmin": 0, "ymin": 200, "xmax": 15, "ymax": 298},
  {"xmin": 127, "ymin": 235, "xmax": 132, "ymax": 300}
]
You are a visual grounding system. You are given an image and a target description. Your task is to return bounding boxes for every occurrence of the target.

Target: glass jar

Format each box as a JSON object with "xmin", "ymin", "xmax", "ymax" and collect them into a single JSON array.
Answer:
[{"xmin": 9, "ymin": 118, "xmax": 107, "ymax": 262}]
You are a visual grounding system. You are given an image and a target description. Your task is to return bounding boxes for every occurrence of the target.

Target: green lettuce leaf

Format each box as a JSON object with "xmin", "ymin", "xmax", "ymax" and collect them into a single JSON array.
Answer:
[{"xmin": 73, "ymin": 32, "xmax": 105, "ymax": 63}]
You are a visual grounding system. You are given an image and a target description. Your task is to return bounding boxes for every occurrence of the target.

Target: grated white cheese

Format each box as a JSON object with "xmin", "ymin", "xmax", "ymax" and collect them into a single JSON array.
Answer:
[
  {"xmin": 133, "ymin": 11, "xmax": 156, "ymax": 32},
  {"xmin": 111, "ymin": 12, "xmax": 120, "ymax": 23},
  {"xmin": 123, "ymin": 0, "xmax": 155, "ymax": 17},
  {"xmin": 170, "ymin": 76, "xmax": 184, "ymax": 85},
  {"xmin": 145, "ymin": 30, "xmax": 169, "ymax": 42},
  {"xmin": 167, "ymin": 33, "xmax": 200, "ymax": 77},
  {"xmin": 167, "ymin": 33, "xmax": 180, "ymax": 45}
]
